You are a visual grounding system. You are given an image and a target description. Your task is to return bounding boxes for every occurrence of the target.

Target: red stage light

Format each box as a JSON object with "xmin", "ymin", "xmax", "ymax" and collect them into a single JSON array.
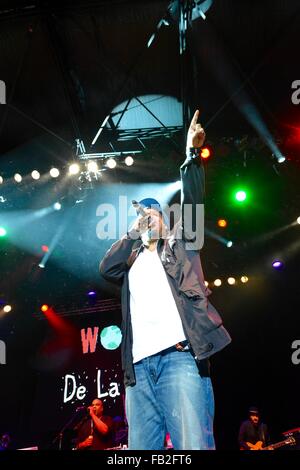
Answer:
[
  {"xmin": 41, "ymin": 245, "xmax": 49, "ymax": 253},
  {"xmin": 200, "ymin": 147, "xmax": 211, "ymax": 159},
  {"xmin": 41, "ymin": 304, "xmax": 49, "ymax": 312},
  {"xmin": 218, "ymin": 219, "xmax": 227, "ymax": 228}
]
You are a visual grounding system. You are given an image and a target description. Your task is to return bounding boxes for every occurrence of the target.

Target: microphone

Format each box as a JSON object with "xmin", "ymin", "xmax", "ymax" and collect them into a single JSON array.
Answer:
[
  {"xmin": 131, "ymin": 200, "xmax": 148, "ymax": 217},
  {"xmin": 76, "ymin": 405, "xmax": 89, "ymax": 413}
]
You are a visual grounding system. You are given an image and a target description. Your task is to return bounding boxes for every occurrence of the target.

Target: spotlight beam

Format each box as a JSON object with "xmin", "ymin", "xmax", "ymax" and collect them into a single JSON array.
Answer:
[
  {"xmin": 0, "ymin": 206, "xmax": 59, "ymax": 232},
  {"xmin": 205, "ymin": 228, "xmax": 232, "ymax": 247},
  {"xmin": 8, "ymin": 103, "xmax": 72, "ymax": 146},
  {"xmin": 39, "ymin": 216, "xmax": 71, "ymax": 268},
  {"xmin": 202, "ymin": 25, "xmax": 285, "ymax": 163},
  {"xmin": 250, "ymin": 221, "xmax": 297, "ymax": 245}
]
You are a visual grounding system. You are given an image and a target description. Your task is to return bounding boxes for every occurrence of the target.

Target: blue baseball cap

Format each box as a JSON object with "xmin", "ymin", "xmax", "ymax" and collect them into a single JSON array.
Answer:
[
  {"xmin": 138, "ymin": 198, "xmax": 163, "ymax": 215},
  {"xmin": 138, "ymin": 198, "xmax": 169, "ymax": 227}
]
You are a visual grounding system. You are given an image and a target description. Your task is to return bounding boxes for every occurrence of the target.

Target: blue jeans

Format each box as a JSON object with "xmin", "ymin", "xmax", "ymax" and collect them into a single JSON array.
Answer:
[{"xmin": 125, "ymin": 347, "xmax": 215, "ymax": 450}]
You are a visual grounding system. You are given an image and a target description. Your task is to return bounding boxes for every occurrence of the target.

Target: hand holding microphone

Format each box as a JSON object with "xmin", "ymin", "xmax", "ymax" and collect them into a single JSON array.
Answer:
[
  {"xmin": 131, "ymin": 200, "xmax": 148, "ymax": 217},
  {"xmin": 131, "ymin": 200, "xmax": 150, "ymax": 234},
  {"xmin": 76, "ymin": 405, "xmax": 94, "ymax": 413},
  {"xmin": 77, "ymin": 435, "xmax": 93, "ymax": 449}
]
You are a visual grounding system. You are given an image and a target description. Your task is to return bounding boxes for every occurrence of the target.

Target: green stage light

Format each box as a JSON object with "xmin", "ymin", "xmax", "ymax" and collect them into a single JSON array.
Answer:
[
  {"xmin": 235, "ymin": 190, "xmax": 247, "ymax": 202},
  {"xmin": 0, "ymin": 227, "xmax": 7, "ymax": 237}
]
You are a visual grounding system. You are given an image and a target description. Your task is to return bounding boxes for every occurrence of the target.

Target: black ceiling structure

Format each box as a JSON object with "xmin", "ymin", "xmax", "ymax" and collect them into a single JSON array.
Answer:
[
  {"xmin": 0, "ymin": 0, "xmax": 299, "ymax": 155},
  {"xmin": 0, "ymin": 0, "xmax": 300, "ymax": 453}
]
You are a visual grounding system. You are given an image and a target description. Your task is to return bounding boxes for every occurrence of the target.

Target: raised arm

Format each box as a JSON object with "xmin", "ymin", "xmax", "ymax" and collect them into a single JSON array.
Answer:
[{"xmin": 180, "ymin": 110, "xmax": 206, "ymax": 249}]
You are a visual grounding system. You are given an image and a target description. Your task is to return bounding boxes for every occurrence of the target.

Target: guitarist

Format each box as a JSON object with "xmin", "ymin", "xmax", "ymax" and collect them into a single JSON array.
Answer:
[{"xmin": 238, "ymin": 406, "xmax": 271, "ymax": 450}]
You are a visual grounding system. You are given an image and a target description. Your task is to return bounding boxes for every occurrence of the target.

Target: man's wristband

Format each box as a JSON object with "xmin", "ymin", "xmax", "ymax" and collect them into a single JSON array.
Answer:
[{"xmin": 187, "ymin": 147, "xmax": 201, "ymax": 159}]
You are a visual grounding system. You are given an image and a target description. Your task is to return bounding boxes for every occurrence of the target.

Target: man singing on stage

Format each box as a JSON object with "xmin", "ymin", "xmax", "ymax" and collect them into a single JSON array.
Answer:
[
  {"xmin": 100, "ymin": 110, "xmax": 231, "ymax": 450},
  {"xmin": 75, "ymin": 398, "xmax": 113, "ymax": 450}
]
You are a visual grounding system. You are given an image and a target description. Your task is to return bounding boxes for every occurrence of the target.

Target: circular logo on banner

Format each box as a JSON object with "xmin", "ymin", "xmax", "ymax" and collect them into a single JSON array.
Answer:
[{"xmin": 100, "ymin": 325, "xmax": 122, "ymax": 350}]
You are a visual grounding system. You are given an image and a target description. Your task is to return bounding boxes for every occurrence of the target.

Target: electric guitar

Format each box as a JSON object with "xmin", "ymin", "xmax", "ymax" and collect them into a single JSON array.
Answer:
[{"xmin": 241, "ymin": 435, "xmax": 295, "ymax": 450}]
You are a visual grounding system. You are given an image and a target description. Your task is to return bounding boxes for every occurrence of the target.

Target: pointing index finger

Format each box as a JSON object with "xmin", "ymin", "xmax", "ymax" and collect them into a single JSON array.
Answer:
[{"xmin": 190, "ymin": 109, "xmax": 200, "ymax": 129}]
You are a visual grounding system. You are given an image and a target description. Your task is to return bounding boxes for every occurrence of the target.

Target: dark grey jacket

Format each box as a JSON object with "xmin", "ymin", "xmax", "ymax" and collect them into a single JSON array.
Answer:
[{"xmin": 100, "ymin": 152, "xmax": 231, "ymax": 386}]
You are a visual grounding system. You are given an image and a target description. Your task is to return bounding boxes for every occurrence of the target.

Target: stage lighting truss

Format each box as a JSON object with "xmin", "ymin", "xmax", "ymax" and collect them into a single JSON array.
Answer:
[
  {"xmin": 0, "ymin": 130, "xmax": 288, "ymax": 190},
  {"xmin": 78, "ymin": 150, "xmax": 142, "ymax": 162},
  {"xmin": 0, "ymin": 151, "xmax": 141, "ymax": 189},
  {"xmin": 78, "ymin": 151, "xmax": 141, "ymax": 176},
  {"xmin": 34, "ymin": 297, "xmax": 121, "ymax": 319}
]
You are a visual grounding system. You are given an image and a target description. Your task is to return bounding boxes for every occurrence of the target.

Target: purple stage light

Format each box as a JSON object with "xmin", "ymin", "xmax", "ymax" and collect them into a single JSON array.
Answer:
[
  {"xmin": 272, "ymin": 260, "xmax": 283, "ymax": 269},
  {"xmin": 88, "ymin": 291, "xmax": 96, "ymax": 296}
]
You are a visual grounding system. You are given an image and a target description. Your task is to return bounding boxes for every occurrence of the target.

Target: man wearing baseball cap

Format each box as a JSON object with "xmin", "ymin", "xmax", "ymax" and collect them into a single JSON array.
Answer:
[{"xmin": 100, "ymin": 110, "xmax": 231, "ymax": 450}]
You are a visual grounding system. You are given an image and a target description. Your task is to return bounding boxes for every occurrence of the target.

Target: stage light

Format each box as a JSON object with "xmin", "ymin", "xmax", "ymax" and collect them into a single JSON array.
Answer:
[
  {"xmin": 88, "ymin": 291, "xmax": 96, "ymax": 296},
  {"xmin": 53, "ymin": 202, "xmax": 61, "ymax": 211},
  {"xmin": 297, "ymin": 217, "xmax": 300, "ymax": 225},
  {"xmin": 69, "ymin": 163, "xmax": 80, "ymax": 175},
  {"xmin": 227, "ymin": 277, "xmax": 236, "ymax": 285},
  {"xmin": 241, "ymin": 276, "xmax": 248, "ymax": 283},
  {"xmin": 41, "ymin": 304, "xmax": 49, "ymax": 312},
  {"xmin": 3, "ymin": 305, "xmax": 12, "ymax": 313},
  {"xmin": 0, "ymin": 176, "xmax": 3, "ymax": 184},
  {"xmin": 41, "ymin": 245, "xmax": 49, "ymax": 253},
  {"xmin": 38, "ymin": 263, "xmax": 45, "ymax": 268},
  {"xmin": 200, "ymin": 147, "xmax": 211, "ymax": 159},
  {"xmin": 31, "ymin": 170, "xmax": 40, "ymax": 180},
  {"xmin": 204, "ymin": 281, "xmax": 209, "ymax": 287},
  {"xmin": 226, "ymin": 241, "xmax": 233, "ymax": 248},
  {"xmin": 125, "ymin": 156, "xmax": 134, "ymax": 166},
  {"xmin": 235, "ymin": 190, "xmax": 247, "ymax": 202},
  {"xmin": 272, "ymin": 260, "xmax": 283, "ymax": 269},
  {"xmin": 14, "ymin": 173, "xmax": 22, "ymax": 183},
  {"xmin": 218, "ymin": 219, "xmax": 227, "ymax": 228},
  {"xmin": 214, "ymin": 279, "xmax": 222, "ymax": 287},
  {"xmin": 277, "ymin": 156, "xmax": 286, "ymax": 163},
  {"xmin": 87, "ymin": 161, "xmax": 98, "ymax": 172},
  {"xmin": 50, "ymin": 168, "xmax": 60, "ymax": 178},
  {"xmin": 0, "ymin": 227, "xmax": 7, "ymax": 237},
  {"xmin": 107, "ymin": 158, "xmax": 116, "ymax": 169}
]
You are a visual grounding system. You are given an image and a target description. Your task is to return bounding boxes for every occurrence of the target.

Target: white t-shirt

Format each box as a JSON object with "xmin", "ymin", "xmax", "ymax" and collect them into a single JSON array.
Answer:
[{"xmin": 128, "ymin": 247, "xmax": 186, "ymax": 363}]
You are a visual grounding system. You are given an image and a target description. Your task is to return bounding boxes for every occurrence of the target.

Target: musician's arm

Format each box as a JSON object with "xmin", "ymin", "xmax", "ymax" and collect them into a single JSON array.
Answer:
[
  {"xmin": 90, "ymin": 413, "xmax": 109, "ymax": 435},
  {"xmin": 238, "ymin": 422, "xmax": 251, "ymax": 450}
]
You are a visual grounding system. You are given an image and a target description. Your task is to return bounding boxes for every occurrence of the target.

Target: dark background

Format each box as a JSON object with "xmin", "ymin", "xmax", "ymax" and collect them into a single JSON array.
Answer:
[{"xmin": 0, "ymin": 0, "xmax": 299, "ymax": 450}]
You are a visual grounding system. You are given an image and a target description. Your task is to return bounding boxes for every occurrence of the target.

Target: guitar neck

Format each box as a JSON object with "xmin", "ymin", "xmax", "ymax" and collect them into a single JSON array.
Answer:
[{"xmin": 264, "ymin": 439, "xmax": 291, "ymax": 450}]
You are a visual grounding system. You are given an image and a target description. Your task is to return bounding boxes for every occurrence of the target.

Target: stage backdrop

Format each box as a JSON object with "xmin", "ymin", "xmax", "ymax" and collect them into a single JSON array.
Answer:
[{"xmin": 27, "ymin": 303, "xmax": 124, "ymax": 449}]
